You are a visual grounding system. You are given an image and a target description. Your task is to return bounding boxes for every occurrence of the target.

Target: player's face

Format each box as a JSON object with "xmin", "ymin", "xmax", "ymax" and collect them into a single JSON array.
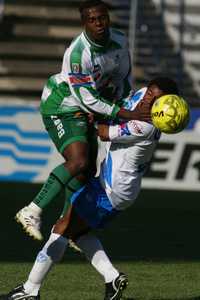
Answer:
[
  {"xmin": 82, "ymin": 5, "xmax": 110, "ymax": 45},
  {"xmin": 143, "ymin": 84, "xmax": 164, "ymax": 102}
]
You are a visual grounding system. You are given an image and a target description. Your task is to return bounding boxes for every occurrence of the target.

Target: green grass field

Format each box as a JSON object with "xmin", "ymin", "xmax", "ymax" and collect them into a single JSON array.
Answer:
[
  {"xmin": 1, "ymin": 260, "xmax": 200, "ymax": 299},
  {"xmin": 1, "ymin": 183, "xmax": 200, "ymax": 299}
]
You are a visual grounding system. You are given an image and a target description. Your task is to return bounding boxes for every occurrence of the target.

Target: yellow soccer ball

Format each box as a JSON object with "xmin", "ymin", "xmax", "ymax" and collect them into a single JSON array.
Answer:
[{"xmin": 151, "ymin": 94, "xmax": 190, "ymax": 134}]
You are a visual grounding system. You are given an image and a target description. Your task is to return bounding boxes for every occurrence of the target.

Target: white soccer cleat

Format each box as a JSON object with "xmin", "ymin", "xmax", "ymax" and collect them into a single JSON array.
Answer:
[{"xmin": 15, "ymin": 206, "xmax": 43, "ymax": 241}]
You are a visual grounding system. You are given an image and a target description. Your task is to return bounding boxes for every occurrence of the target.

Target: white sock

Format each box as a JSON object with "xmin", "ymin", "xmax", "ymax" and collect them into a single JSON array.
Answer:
[
  {"xmin": 28, "ymin": 202, "xmax": 42, "ymax": 215},
  {"xmin": 24, "ymin": 233, "xmax": 67, "ymax": 296},
  {"xmin": 76, "ymin": 233, "xmax": 119, "ymax": 283}
]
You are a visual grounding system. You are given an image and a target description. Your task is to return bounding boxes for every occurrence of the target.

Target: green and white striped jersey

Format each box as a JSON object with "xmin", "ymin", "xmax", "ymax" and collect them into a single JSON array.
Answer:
[{"xmin": 40, "ymin": 28, "xmax": 132, "ymax": 118}]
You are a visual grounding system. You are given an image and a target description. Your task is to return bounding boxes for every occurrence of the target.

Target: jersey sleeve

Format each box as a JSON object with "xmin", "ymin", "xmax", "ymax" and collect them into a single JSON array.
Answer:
[
  {"xmin": 61, "ymin": 45, "xmax": 120, "ymax": 119},
  {"xmin": 108, "ymin": 120, "xmax": 154, "ymax": 143}
]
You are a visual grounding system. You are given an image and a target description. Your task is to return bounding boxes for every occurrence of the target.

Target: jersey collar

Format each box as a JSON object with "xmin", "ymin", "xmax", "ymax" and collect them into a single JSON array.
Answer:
[{"xmin": 83, "ymin": 31, "xmax": 111, "ymax": 52}]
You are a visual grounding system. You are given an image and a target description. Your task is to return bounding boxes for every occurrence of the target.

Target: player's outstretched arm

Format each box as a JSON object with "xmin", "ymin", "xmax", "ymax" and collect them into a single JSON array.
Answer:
[{"xmin": 117, "ymin": 99, "xmax": 152, "ymax": 122}]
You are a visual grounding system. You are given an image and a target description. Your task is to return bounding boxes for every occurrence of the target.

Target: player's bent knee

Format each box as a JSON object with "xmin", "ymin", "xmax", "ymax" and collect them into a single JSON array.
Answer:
[{"xmin": 65, "ymin": 157, "xmax": 89, "ymax": 173}]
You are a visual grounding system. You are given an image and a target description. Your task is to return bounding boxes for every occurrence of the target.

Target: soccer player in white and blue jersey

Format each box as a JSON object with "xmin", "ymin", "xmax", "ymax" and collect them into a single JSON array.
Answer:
[{"xmin": 1, "ymin": 77, "xmax": 180, "ymax": 300}]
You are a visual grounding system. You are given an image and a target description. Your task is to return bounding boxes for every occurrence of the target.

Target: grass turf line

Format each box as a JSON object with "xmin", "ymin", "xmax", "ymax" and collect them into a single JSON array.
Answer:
[{"xmin": 1, "ymin": 261, "xmax": 200, "ymax": 299}]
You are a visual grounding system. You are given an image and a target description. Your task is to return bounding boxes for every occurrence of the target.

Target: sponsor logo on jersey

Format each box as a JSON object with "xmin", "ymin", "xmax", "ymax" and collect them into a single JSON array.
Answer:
[
  {"xmin": 50, "ymin": 115, "xmax": 65, "ymax": 139},
  {"xmin": 129, "ymin": 120, "xmax": 143, "ymax": 134}
]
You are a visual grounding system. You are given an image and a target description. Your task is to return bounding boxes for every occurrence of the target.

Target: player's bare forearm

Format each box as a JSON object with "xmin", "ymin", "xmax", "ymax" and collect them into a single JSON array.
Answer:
[{"xmin": 117, "ymin": 99, "xmax": 152, "ymax": 122}]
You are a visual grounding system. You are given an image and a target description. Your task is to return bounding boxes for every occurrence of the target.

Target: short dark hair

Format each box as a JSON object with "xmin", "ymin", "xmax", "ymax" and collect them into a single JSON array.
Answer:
[
  {"xmin": 79, "ymin": 0, "xmax": 109, "ymax": 19},
  {"xmin": 148, "ymin": 76, "xmax": 180, "ymax": 95}
]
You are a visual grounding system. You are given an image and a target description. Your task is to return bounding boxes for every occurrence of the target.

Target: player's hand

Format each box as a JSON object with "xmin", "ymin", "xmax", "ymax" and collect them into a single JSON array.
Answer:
[
  {"xmin": 132, "ymin": 99, "xmax": 152, "ymax": 122},
  {"xmin": 117, "ymin": 100, "xmax": 152, "ymax": 122}
]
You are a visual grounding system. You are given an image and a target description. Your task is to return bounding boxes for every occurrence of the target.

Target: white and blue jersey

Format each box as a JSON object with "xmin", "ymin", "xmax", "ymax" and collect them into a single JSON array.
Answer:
[
  {"xmin": 71, "ymin": 88, "xmax": 161, "ymax": 228},
  {"xmin": 100, "ymin": 87, "xmax": 161, "ymax": 210}
]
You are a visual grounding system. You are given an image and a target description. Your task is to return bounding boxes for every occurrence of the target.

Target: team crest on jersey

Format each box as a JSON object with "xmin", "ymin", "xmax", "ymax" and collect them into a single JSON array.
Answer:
[
  {"xmin": 72, "ymin": 63, "xmax": 80, "ymax": 73},
  {"xmin": 119, "ymin": 123, "xmax": 131, "ymax": 136}
]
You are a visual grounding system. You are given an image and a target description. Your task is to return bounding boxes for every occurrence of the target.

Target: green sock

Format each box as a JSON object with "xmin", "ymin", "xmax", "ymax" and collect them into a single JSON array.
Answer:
[
  {"xmin": 61, "ymin": 177, "xmax": 84, "ymax": 216},
  {"xmin": 33, "ymin": 164, "xmax": 73, "ymax": 209}
]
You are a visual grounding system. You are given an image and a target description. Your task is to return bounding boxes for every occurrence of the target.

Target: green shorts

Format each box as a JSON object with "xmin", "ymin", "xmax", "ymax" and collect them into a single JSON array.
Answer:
[{"xmin": 42, "ymin": 112, "xmax": 90, "ymax": 154}]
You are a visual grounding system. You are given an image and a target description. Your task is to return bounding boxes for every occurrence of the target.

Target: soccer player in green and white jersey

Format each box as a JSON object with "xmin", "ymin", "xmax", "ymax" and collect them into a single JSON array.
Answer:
[{"xmin": 15, "ymin": 0, "xmax": 151, "ymax": 241}]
